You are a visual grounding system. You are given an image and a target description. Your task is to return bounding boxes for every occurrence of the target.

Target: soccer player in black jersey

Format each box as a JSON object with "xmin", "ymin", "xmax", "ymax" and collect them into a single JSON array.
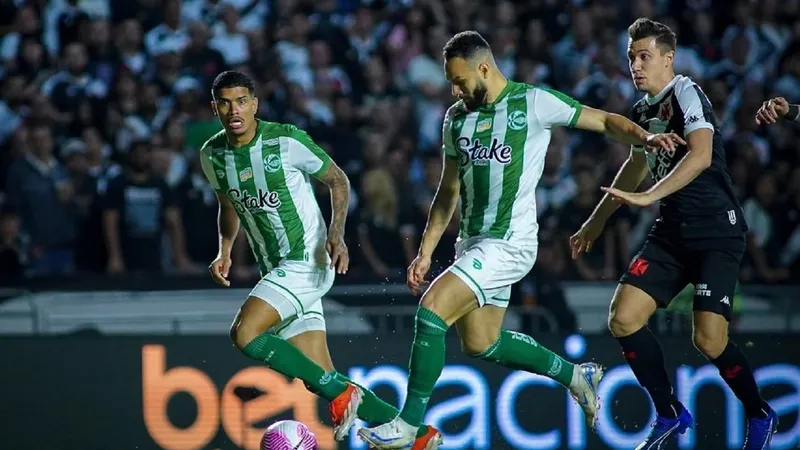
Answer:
[{"xmin": 571, "ymin": 18, "xmax": 778, "ymax": 450}]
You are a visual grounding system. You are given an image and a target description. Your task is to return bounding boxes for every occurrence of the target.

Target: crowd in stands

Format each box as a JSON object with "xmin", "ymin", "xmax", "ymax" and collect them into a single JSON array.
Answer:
[{"xmin": 1, "ymin": 0, "xmax": 799, "ymax": 290}]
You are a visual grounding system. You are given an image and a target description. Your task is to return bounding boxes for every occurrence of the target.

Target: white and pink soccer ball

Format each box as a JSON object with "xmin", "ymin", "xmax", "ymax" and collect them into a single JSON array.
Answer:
[{"xmin": 261, "ymin": 420, "xmax": 318, "ymax": 450}]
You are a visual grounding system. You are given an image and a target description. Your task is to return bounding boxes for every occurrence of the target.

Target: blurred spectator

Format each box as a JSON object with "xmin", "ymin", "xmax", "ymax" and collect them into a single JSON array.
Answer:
[
  {"xmin": 743, "ymin": 172, "xmax": 789, "ymax": 282},
  {"xmin": 0, "ymin": 210, "xmax": 25, "ymax": 282},
  {"xmin": 102, "ymin": 140, "xmax": 191, "ymax": 274},
  {"xmin": 6, "ymin": 124, "xmax": 76, "ymax": 276},
  {"xmin": 357, "ymin": 168, "xmax": 414, "ymax": 278}
]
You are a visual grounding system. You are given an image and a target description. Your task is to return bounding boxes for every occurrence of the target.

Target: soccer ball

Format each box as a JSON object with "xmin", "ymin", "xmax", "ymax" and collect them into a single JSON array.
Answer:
[{"xmin": 261, "ymin": 420, "xmax": 317, "ymax": 450}]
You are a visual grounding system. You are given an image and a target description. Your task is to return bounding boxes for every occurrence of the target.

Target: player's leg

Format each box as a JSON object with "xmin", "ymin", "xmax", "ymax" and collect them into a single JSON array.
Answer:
[
  {"xmin": 287, "ymin": 325, "xmax": 442, "ymax": 449},
  {"xmin": 688, "ymin": 239, "xmax": 777, "ymax": 449},
  {"xmin": 613, "ymin": 239, "xmax": 694, "ymax": 449},
  {"xmin": 455, "ymin": 302, "xmax": 604, "ymax": 427},
  {"xmin": 358, "ymin": 271, "xmax": 479, "ymax": 449},
  {"xmin": 230, "ymin": 266, "xmax": 352, "ymax": 403}
]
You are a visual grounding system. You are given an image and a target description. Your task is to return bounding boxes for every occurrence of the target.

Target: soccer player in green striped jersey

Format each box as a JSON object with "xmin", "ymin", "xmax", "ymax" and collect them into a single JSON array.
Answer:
[
  {"xmin": 359, "ymin": 31, "xmax": 685, "ymax": 448},
  {"xmin": 201, "ymin": 71, "xmax": 442, "ymax": 449}
]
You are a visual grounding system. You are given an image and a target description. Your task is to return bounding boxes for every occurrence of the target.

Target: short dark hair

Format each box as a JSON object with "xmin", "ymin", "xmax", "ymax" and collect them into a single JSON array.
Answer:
[
  {"xmin": 442, "ymin": 30, "xmax": 491, "ymax": 61},
  {"xmin": 628, "ymin": 18, "xmax": 677, "ymax": 53},
  {"xmin": 211, "ymin": 70, "xmax": 255, "ymax": 99}
]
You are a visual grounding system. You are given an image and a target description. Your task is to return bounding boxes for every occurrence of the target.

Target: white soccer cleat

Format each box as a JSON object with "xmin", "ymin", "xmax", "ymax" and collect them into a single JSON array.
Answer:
[
  {"xmin": 568, "ymin": 362, "xmax": 605, "ymax": 429},
  {"xmin": 358, "ymin": 417, "xmax": 418, "ymax": 449}
]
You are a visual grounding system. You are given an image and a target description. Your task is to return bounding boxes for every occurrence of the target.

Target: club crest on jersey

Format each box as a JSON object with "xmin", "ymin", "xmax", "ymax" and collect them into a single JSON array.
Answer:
[
  {"xmin": 507, "ymin": 110, "xmax": 527, "ymax": 131},
  {"xmin": 456, "ymin": 136, "xmax": 512, "ymax": 166},
  {"xmin": 239, "ymin": 167, "xmax": 253, "ymax": 182},
  {"xmin": 476, "ymin": 118, "xmax": 493, "ymax": 132},
  {"xmin": 659, "ymin": 102, "xmax": 673, "ymax": 121},
  {"xmin": 227, "ymin": 187, "xmax": 281, "ymax": 213},
  {"xmin": 264, "ymin": 154, "xmax": 281, "ymax": 173}
]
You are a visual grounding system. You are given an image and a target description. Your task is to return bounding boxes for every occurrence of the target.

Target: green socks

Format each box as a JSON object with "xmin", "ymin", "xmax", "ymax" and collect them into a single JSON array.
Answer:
[
  {"xmin": 241, "ymin": 332, "xmax": 430, "ymax": 438},
  {"xmin": 241, "ymin": 332, "xmax": 348, "ymax": 399},
  {"xmin": 475, "ymin": 330, "xmax": 575, "ymax": 386},
  {"xmin": 399, "ymin": 307, "xmax": 449, "ymax": 427},
  {"xmin": 334, "ymin": 373, "xmax": 431, "ymax": 438}
]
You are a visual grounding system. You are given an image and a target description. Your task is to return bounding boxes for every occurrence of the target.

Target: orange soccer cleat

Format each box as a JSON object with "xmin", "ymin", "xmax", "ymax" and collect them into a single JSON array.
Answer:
[
  {"xmin": 329, "ymin": 383, "xmax": 363, "ymax": 441},
  {"xmin": 412, "ymin": 426, "xmax": 443, "ymax": 450}
]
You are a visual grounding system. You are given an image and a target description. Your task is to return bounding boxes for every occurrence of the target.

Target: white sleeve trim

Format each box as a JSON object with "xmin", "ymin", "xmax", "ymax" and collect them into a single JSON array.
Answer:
[{"xmin": 675, "ymin": 78, "xmax": 715, "ymax": 136}]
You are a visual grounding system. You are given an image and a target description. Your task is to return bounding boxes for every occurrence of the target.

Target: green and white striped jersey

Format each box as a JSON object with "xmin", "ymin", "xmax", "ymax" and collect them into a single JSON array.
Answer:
[
  {"xmin": 199, "ymin": 120, "xmax": 331, "ymax": 274},
  {"xmin": 443, "ymin": 80, "xmax": 583, "ymax": 242}
]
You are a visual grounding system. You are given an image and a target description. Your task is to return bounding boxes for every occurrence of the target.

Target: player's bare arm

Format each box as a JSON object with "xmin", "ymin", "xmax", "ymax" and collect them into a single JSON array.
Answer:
[
  {"xmin": 102, "ymin": 208, "xmax": 124, "ymax": 273},
  {"xmin": 313, "ymin": 161, "xmax": 350, "ymax": 274},
  {"xmin": 209, "ymin": 192, "xmax": 240, "ymax": 287},
  {"xmin": 755, "ymin": 96, "xmax": 799, "ymax": 125},
  {"xmin": 165, "ymin": 206, "xmax": 192, "ymax": 270},
  {"xmin": 408, "ymin": 154, "xmax": 460, "ymax": 294},
  {"xmin": 570, "ymin": 148, "xmax": 649, "ymax": 259},
  {"xmin": 604, "ymin": 128, "xmax": 712, "ymax": 208},
  {"xmin": 575, "ymin": 106, "xmax": 685, "ymax": 151}
]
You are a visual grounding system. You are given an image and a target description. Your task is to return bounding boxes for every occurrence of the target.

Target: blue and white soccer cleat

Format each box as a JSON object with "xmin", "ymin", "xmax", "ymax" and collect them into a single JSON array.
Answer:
[
  {"xmin": 568, "ymin": 362, "xmax": 605, "ymax": 429},
  {"xmin": 743, "ymin": 406, "xmax": 778, "ymax": 450},
  {"xmin": 635, "ymin": 405, "xmax": 693, "ymax": 450},
  {"xmin": 358, "ymin": 417, "xmax": 418, "ymax": 449}
]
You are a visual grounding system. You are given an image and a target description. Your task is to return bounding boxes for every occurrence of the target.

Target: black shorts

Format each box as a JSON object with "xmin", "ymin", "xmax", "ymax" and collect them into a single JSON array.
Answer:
[{"xmin": 619, "ymin": 233, "xmax": 745, "ymax": 321}]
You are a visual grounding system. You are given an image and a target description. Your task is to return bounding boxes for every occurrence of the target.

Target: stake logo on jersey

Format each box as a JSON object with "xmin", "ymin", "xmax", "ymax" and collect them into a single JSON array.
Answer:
[
  {"xmin": 227, "ymin": 187, "xmax": 281, "ymax": 213},
  {"xmin": 456, "ymin": 136, "xmax": 512, "ymax": 167}
]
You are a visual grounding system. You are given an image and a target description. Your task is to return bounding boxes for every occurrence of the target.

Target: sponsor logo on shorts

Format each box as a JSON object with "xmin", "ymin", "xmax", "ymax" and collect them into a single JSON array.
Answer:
[
  {"xmin": 695, "ymin": 283, "xmax": 711, "ymax": 297},
  {"xmin": 629, "ymin": 257, "xmax": 649, "ymax": 276},
  {"xmin": 728, "ymin": 210, "xmax": 737, "ymax": 225},
  {"xmin": 720, "ymin": 295, "xmax": 730, "ymax": 305},
  {"xmin": 275, "ymin": 269, "xmax": 286, "ymax": 277},
  {"xmin": 472, "ymin": 258, "xmax": 483, "ymax": 270}
]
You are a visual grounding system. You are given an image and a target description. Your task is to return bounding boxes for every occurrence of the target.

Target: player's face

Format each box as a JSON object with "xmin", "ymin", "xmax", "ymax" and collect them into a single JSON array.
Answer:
[
  {"xmin": 627, "ymin": 37, "xmax": 673, "ymax": 93},
  {"xmin": 445, "ymin": 57, "xmax": 488, "ymax": 111},
  {"xmin": 212, "ymin": 86, "xmax": 258, "ymax": 135}
]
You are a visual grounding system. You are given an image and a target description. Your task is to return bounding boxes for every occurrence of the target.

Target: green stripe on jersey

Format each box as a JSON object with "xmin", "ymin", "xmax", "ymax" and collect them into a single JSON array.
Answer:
[
  {"xmin": 230, "ymin": 150, "xmax": 283, "ymax": 270},
  {"xmin": 272, "ymin": 136, "xmax": 307, "ymax": 261},
  {"xmin": 465, "ymin": 110, "xmax": 495, "ymax": 236},
  {"xmin": 488, "ymin": 94, "xmax": 527, "ymax": 238}
]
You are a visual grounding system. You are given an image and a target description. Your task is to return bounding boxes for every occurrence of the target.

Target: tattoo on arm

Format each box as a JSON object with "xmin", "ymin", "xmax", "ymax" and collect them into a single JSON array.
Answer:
[{"xmin": 315, "ymin": 164, "xmax": 350, "ymax": 238}]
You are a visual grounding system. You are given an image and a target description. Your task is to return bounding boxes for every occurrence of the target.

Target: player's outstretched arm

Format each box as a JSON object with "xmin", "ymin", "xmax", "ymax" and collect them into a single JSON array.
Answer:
[
  {"xmin": 755, "ymin": 97, "xmax": 799, "ymax": 125},
  {"xmin": 574, "ymin": 106, "xmax": 685, "ymax": 151}
]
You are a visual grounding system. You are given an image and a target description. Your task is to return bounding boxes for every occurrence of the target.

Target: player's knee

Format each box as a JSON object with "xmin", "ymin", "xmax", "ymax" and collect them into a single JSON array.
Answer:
[
  {"xmin": 419, "ymin": 286, "xmax": 447, "ymax": 317},
  {"xmin": 608, "ymin": 308, "xmax": 647, "ymax": 337},
  {"xmin": 692, "ymin": 328, "xmax": 726, "ymax": 359},
  {"xmin": 461, "ymin": 335, "xmax": 496, "ymax": 357},
  {"xmin": 229, "ymin": 319, "xmax": 262, "ymax": 351}
]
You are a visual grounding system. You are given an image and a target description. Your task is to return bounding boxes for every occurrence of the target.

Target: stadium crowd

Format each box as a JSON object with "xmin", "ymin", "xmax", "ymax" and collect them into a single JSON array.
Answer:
[{"xmin": 1, "ymin": 0, "xmax": 799, "ymax": 289}]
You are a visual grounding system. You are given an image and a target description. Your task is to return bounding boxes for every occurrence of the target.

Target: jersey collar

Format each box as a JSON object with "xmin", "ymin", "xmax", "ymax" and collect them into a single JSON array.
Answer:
[
  {"xmin": 644, "ymin": 75, "xmax": 681, "ymax": 105},
  {"xmin": 485, "ymin": 79, "xmax": 514, "ymax": 109}
]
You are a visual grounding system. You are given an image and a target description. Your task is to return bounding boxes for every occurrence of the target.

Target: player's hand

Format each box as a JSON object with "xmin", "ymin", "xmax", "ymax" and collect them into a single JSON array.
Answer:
[
  {"xmin": 601, "ymin": 186, "xmax": 657, "ymax": 207},
  {"xmin": 569, "ymin": 217, "xmax": 605, "ymax": 260},
  {"xmin": 209, "ymin": 254, "xmax": 232, "ymax": 287},
  {"xmin": 107, "ymin": 255, "xmax": 125, "ymax": 274},
  {"xmin": 755, "ymin": 97, "xmax": 789, "ymax": 125},
  {"xmin": 644, "ymin": 133, "xmax": 685, "ymax": 153},
  {"xmin": 326, "ymin": 235, "xmax": 349, "ymax": 274},
  {"xmin": 407, "ymin": 254, "xmax": 432, "ymax": 295}
]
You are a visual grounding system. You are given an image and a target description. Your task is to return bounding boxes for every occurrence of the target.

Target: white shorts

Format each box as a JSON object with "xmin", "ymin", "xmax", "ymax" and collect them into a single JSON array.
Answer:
[
  {"xmin": 444, "ymin": 236, "xmax": 537, "ymax": 308},
  {"xmin": 249, "ymin": 260, "xmax": 334, "ymax": 340}
]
